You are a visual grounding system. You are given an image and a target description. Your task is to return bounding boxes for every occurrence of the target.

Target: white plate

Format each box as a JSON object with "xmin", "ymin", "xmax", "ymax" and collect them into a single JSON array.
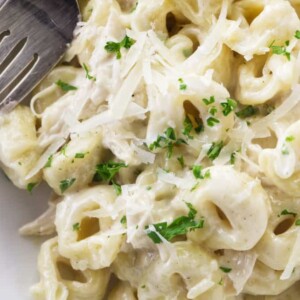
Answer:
[{"xmin": 0, "ymin": 171, "xmax": 50, "ymax": 300}]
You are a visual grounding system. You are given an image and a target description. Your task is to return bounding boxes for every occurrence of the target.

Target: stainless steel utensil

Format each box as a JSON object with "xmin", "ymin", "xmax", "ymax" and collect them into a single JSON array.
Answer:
[{"xmin": 0, "ymin": 0, "xmax": 79, "ymax": 112}]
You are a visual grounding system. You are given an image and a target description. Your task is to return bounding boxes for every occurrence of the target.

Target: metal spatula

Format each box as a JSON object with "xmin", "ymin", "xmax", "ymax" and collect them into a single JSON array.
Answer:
[{"xmin": 0, "ymin": 0, "xmax": 79, "ymax": 112}]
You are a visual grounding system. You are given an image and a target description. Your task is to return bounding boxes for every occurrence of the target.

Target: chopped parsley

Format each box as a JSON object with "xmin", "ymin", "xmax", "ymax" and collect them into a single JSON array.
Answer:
[
  {"xmin": 230, "ymin": 152, "xmax": 236, "ymax": 165},
  {"xmin": 104, "ymin": 35, "xmax": 135, "ymax": 59},
  {"xmin": 207, "ymin": 117, "xmax": 220, "ymax": 127},
  {"xmin": 177, "ymin": 155, "xmax": 185, "ymax": 168},
  {"xmin": 182, "ymin": 116, "xmax": 193, "ymax": 139},
  {"xmin": 83, "ymin": 63, "xmax": 96, "ymax": 81},
  {"xmin": 112, "ymin": 181, "xmax": 122, "ymax": 196},
  {"xmin": 94, "ymin": 161, "xmax": 127, "ymax": 195},
  {"xmin": 279, "ymin": 209, "xmax": 297, "ymax": 217},
  {"xmin": 148, "ymin": 127, "xmax": 187, "ymax": 158},
  {"xmin": 94, "ymin": 161, "xmax": 127, "ymax": 182},
  {"xmin": 209, "ymin": 106, "xmax": 218, "ymax": 116},
  {"xmin": 202, "ymin": 96, "xmax": 215, "ymax": 105},
  {"xmin": 281, "ymin": 144, "xmax": 289, "ymax": 155},
  {"xmin": 269, "ymin": 40, "xmax": 291, "ymax": 61},
  {"xmin": 27, "ymin": 182, "xmax": 37, "ymax": 193},
  {"xmin": 182, "ymin": 115, "xmax": 203, "ymax": 139},
  {"xmin": 286, "ymin": 136, "xmax": 295, "ymax": 142},
  {"xmin": 55, "ymin": 80, "xmax": 77, "ymax": 92},
  {"xmin": 146, "ymin": 186, "xmax": 152, "ymax": 190},
  {"xmin": 60, "ymin": 144, "xmax": 68, "ymax": 156},
  {"xmin": 59, "ymin": 178, "xmax": 76, "ymax": 193},
  {"xmin": 207, "ymin": 141, "xmax": 224, "ymax": 160},
  {"xmin": 295, "ymin": 30, "xmax": 300, "ymax": 39},
  {"xmin": 235, "ymin": 105, "xmax": 258, "ymax": 119},
  {"xmin": 178, "ymin": 78, "xmax": 187, "ymax": 90},
  {"xmin": 145, "ymin": 202, "xmax": 204, "ymax": 243},
  {"xmin": 295, "ymin": 219, "xmax": 300, "ymax": 226},
  {"xmin": 73, "ymin": 222, "xmax": 80, "ymax": 231},
  {"xmin": 44, "ymin": 155, "xmax": 53, "ymax": 168},
  {"xmin": 192, "ymin": 165, "xmax": 210, "ymax": 180},
  {"xmin": 219, "ymin": 266, "xmax": 232, "ymax": 273},
  {"xmin": 75, "ymin": 152, "xmax": 87, "ymax": 159},
  {"xmin": 120, "ymin": 215, "xmax": 127, "ymax": 225},
  {"xmin": 221, "ymin": 98, "xmax": 237, "ymax": 116}
]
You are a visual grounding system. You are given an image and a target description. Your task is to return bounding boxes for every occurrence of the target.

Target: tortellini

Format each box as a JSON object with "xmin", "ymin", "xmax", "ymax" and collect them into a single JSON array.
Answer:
[
  {"xmin": 187, "ymin": 166, "xmax": 271, "ymax": 250},
  {"xmin": 0, "ymin": 106, "xmax": 42, "ymax": 188},
  {"xmin": 43, "ymin": 131, "xmax": 103, "ymax": 195},
  {"xmin": 259, "ymin": 120, "xmax": 300, "ymax": 196},
  {"xmin": 31, "ymin": 237, "xmax": 110, "ymax": 300},
  {"xmin": 55, "ymin": 186, "xmax": 124, "ymax": 270}
]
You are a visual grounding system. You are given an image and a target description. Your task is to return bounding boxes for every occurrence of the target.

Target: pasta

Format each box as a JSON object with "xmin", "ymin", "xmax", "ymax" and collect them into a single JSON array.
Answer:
[{"xmin": 2, "ymin": 0, "xmax": 300, "ymax": 298}]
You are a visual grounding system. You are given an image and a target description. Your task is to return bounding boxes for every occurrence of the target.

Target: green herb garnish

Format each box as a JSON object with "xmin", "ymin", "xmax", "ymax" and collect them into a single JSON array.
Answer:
[
  {"xmin": 73, "ymin": 223, "xmax": 80, "ymax": 231},
  {"xmin": 209, "ymin": 106, "xmax": 218, "ymax": 116},
  {"xmin": 60, "ymin": 178, "xmax": 76, "ymax": 193},
  {"xmin": 207, "ymin": 141, "xmax": 224, "ymax": 160},
  {"xmin": 295, "ymin": 30, "xmax": 300, "ymax": 39},
  {"xmin": 83, "ymin": 63, "xmax": 96, "ymax": 81},
  {"xmin": 279, "ymin": 209, "xmax": 297, "ymax": 217},
  {"xmin": 286, "ymin": 136, "xmax": 295, "ymax": 142},
  {"xmin": 120, "ymin": 215, "xmax": 127, "ymax": 225},
  {"xmin": 145, "ymin": 202, "xmax": 204, "ymax": 243},
  {"xmin": 202, "ymin": 96, "xmax": 215, "ymax": 105},
  {"xmin": 207, "ymin": 117, "xmax": 220, "ymax": 127},
  {"xmin": 235, "ymin": 106, "xmax": 258, "ymax": 119},
  {"xmin": 55, "ymin": 80, "xmax": 77, "ymax": 92},
  {"xmin": 220, "ymin": 266, "xmax": 232, "ymax": 273},
  {"xmin": 177, "ymin": 155, "xmax": 185, "ymax": 168},
  {"xmin": 295, "ymin": 219, "xmax": 300, "ymax": 226},
  {"xmin": 148, "ymin": 127, "xmax": 187, "ymax": 158},
  {"xmin": 221, "ymin": 98, "xmax": 237, "ymax": 116},
  {"xmin": 27, "ymin": 182, "xmax": 37, "ymax": 193},
  {"xmin": 178, "ymin": 78, "xmax": 187, "ymax": 90},
  {"xmin": 269, "ymin": 40, "xmax": 291, "ymax": 61},
  {"xmin": 112, "ymin": 181, "xmax": 122, "ymax": 196},
  {"xmin": 94, "ymin": 161, "xmax": 127, "ymax": 182},
  {"xmin": 192, "ymin": 165, "xmax": 210, "ymax": 180},
  {"xmin": 104, "ymin": 35, "xmax": 135, "ymax": 59},
  {"xmin": 75, "ymin": 152, "xmax": 86, "ymax": 159},
  {"xmin": 44, "ymin": 155, "xmax": 53, "ymax": 168}
]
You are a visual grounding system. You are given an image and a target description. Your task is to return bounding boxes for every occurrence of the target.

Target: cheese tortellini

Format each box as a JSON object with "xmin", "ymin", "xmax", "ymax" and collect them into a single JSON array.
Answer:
[{"xmin": 3, "ymin": 0, "xmax": 300, "ymax": 299}]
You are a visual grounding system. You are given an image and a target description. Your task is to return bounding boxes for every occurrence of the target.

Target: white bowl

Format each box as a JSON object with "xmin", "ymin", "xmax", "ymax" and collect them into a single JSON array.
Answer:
[{"xmin": 0, "ymin": 171, "xmax": 51, "ymax": 299}]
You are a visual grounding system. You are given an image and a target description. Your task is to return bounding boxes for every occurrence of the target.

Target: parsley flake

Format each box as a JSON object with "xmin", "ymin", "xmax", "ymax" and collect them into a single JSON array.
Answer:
[
  {"xmin": 59, "ymin": 178, "xmax": 76, "ymax": 193},
  {"xmin": 27, "ymin": 182, "xmax": 37, "ymax": 193},
  {"xmin": 281, "ymin": 145, "xmax": 289, "ymax": 155},
  {"xmin": 104, "ymin": 35, "xmax": 135, "ymax": 59},
  {"xmin": 295, "ymin": 30, "xmax": 300, "ymax": 39},
  {"xmin": 207, "ymin": 117, "xmax": 220, "ymax": 127},
  {"xmin": 269, "ymin": 40, "xmax": 291, "ymax": 61},
  {"xmin": 220, "ymin": 266, "xmax": 232, "ymax": 273},
  {"xmin": 286, "ymin": 136, "xmax": 295, "ymax": 142},
  {"xmin": 73, "ymin": 223, "xmax": 80, "ymax": 231},
  {"xmin": 279, "ymin": 209, "xmax": 297, "ymax": 217},
  {"xmin": 55, "ymin": 80, "xmax": 77, "ymax": 92},
  {"xmin": 83, "ymin": 63, "xmax": 96, "ymax": 81},
  {"xmin": 295, "ymin": 219, "xmax": 300, "ymax": 226},
  {"xmin": 192, "ymin": 165, "xmax": 210, "ymax": 180},
  {"xmin": 148, "ymin": 128, "xmax": 187, "ymax": 159},
  {"xmin": 60, "ymin": 144, "xmax": 68, "ymax": 156},
  {"xmin": 235, "ymin": 106, "xmax": 258, "ymax": 119},
  {"xmin": 207, "ymin": 141, "xmax": 224, "ymax": 160},
  {"xmin": 112, "ymin": 181, "xmax": 122, "ymax": 196},
  {"xmin": 177, "ymin": 155, "xmax": 185, "ymax": 168},
  {"xmin": 120, "ymin": 215, "xmax": 127, "ymax": 225},
  {"xmin": 230, "ymin": 152, "xmax": 236, "ymax": 165},
  {"xmin": 178, "ymin": 78, "xmax": 187, "ymax": 90},
  {"xmin": 94, "ymin": 161, "xmax": 127, "ymax": 182},
  {"xmin": 209, "ymin": 106, "xmax": 218, "ymax": 116},
  {"xmin": 221, "ymin": 98, "xmax": 237, "ymax": 116},
  {"xmin": 75, "ymin": 152, "xmax": 86, "ymax": 159},
  {"xmin": 44, "ymin": 155, "xmax": 53, "ymax": 168},
  {"xmin": 145, "ymin": 202, "xmax": 204, "ymax": 244},
  {"xmin": 202, "ymin": 96, "xmax": 215, "ymax": 105}
]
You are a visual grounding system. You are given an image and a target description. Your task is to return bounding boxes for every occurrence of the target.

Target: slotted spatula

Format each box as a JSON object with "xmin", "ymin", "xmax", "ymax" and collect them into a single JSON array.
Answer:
[{"xmin": 0, "ymin": 0, "xmax": 79, "ymax": 112}]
